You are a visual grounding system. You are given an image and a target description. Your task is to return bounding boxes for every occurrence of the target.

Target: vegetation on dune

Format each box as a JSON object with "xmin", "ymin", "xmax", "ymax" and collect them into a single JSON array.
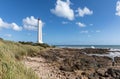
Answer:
[
  {"xmin": 18, "ymin": 41, "xmax": 51, "ymax": 48},
  {"xmin": 0, "ymin": 38, "xmax": 48, "ymax": 79}
]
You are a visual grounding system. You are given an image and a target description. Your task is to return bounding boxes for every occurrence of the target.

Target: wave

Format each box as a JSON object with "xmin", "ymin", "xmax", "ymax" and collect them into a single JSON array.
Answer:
[{"xmin": 88, "ymin": 49, "xmax": 120, "ymax": 61}]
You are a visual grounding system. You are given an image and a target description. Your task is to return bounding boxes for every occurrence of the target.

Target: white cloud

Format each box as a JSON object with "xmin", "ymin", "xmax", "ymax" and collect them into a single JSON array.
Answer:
[
  {"xmin": 76, "ymin": 22, "xmax": 86, "ymax": 27},
  {"xmin": 0, "ymin": 16, "xmax": 44, "ymax": 31},
  {"xmin": 23, "ymin": 16, "xmax": 43, "ymax": 31},
  {"xmin": 4, "ymin": 34, "xmax": 12, "ymax": 37},
  {"xmin": 0, "ymin": 18, "xmax": 22, "ymax": 31},
  {"xmin": 116, "ymin": 1, "xmax": 120, "ymax": 16},
  {"xmin": 0, "ymin": 18, "xmax": 9, "ymax": 29},
  {"xmin": 80, "ymin": 30, "xmax": 88, "ymax": 33},
  {"xmin": 11, "ymin": 23, "xmax": 22, "ymax": 31},
  {"xmin": 51, "ymin": 0, "xmax": 74, "ymax": 20},
  {"xmin": 76, "ymin": 7, "xmax": 93, "ymax": 17}
]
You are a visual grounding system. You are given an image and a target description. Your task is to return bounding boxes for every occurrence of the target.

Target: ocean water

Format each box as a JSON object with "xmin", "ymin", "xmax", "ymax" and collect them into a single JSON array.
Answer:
[
  {"xmin": 56, "ymin": 45, "xmax": 120, "ymax": 49},
  {"xmin": 56, "ymin": 45, "xmax": 120, "ymax": 60}
]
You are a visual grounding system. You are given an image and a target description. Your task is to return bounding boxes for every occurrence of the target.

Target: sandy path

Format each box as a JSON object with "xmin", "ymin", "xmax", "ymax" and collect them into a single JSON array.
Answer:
[{"xmin": 23, "ymin": 57, "xmax": 66, "ymax": 79}]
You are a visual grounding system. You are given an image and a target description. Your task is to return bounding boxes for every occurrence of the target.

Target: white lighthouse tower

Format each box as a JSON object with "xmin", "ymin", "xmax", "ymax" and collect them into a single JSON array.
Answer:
[{"xmin": 38, "ymin": 18, "xmax": 43, "ymax": 43}]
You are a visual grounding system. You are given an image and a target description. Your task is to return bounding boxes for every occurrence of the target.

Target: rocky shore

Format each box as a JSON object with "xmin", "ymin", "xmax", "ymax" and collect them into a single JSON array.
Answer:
[{"xmin": 24, "ymin": 48, "xmax": 120, "ymax": 79}]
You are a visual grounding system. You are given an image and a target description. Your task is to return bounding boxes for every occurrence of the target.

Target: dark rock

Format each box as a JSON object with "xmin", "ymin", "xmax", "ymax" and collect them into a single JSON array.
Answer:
[
  {"xmin": 114, "ymin": 57, "xmax": 120, "ymax": 66},
  {"xmin": 88, "ymin": 68, "xmax": 120, "ymax": 79},
  {"xmin": 81, "ymin": 72, "xmax": 86, "ymax": 76},
  {"xmin": 104, "ymin": 72, "xmax": 109, "ymax": 77},
  {"xmin": 80, "ymin": 48, "xmax": 109, "ymax": 54},
  {"xmin": 88, "ymin": 73, "xmax": 96, "ymax": 79},
  {"xmin": 107, "ymin": 68, "xmax": 116, "ymax": 77},
  {"xmin": 99, "ymin": 77, "xmax": 106, "ymax": 79},
  {"xmin": 59, "ymin": 66, "xmax": 73, "ymax": 72},
  {"xmin": 75, "ymin": 76, "xmax": 81, "ymax": 79},
  {"xmin": 103, "ymin": 68, "xmax": 120, "ymax": 78}
]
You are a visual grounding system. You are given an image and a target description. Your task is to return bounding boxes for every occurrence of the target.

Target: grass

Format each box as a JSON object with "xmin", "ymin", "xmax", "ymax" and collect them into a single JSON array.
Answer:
[{"xmin": 0, "ymin": 39, "xmax": 45, "ymax": 79}]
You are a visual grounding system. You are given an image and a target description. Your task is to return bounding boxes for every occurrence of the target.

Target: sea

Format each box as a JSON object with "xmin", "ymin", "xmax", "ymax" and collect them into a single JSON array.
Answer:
[
  {"xmin": 56, "ymin": 45, "xmax": 120, "ymax": 61},
  {"xmin": 56, "ymin": 45, "xmax": 120, "ymax": 49}
]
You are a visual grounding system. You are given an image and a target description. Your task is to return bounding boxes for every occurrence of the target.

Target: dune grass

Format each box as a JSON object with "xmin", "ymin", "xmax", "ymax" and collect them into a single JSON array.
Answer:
[{"xmin": 0, "ymin": 39, "xmax": 44, "ymax": 79}]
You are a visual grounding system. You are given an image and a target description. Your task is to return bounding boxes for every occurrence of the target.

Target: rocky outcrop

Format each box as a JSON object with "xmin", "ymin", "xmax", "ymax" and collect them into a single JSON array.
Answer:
[
  {"xmin": 39, "ymin": 48, "xmax": 112, "ymax": 71},
  {"xmin": 26, "ymin": 48, "xmax": 120, "ymax": 79},
  {"xmin": 88, "ymin": 68, "xmax": 120, "ymax": 79}
]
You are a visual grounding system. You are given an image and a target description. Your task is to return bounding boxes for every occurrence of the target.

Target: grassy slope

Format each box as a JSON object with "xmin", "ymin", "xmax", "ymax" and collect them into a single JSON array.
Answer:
[{"xmin": 0, "ymin": 39, "xmax": 43, "ymax": 79}]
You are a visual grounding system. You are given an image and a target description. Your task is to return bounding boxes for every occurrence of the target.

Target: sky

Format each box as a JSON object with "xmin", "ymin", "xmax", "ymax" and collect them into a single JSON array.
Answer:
[{"xmin": 0, "ymin": 0, "xmax": 120, "ymax": 45}]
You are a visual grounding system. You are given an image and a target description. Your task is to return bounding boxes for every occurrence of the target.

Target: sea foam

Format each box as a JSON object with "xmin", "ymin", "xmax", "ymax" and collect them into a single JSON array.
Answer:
[{"xmin": 88, "ymin": 49, "xmax": 120, "ymax": 61}]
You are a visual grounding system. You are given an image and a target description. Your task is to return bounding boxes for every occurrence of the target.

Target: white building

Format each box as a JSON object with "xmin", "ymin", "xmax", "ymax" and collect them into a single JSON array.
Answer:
[{"xmin": 38, "ymin": 18, "xmax": 43, "ymax": 43}]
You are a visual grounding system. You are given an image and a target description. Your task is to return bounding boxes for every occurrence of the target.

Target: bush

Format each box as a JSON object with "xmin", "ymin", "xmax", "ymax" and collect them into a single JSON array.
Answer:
[
  {"xmin": 33, "ymin": 43, "xmax": 50, "ymax": 48},
  {"xmin": 0, "ymin": 37, "xmax": 3, "ymax": 40},
  {"xmin": 19, "ymin": 41, "xmax": 51, "ymax": 48},
  {"xmin": 18, "ymin": 41, "xmax": 33, "ymax": 45}
]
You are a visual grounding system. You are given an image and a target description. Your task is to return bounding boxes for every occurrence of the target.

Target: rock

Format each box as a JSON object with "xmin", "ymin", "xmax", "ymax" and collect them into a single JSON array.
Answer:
[
  {"xmin": 104, "ymin": 72, "xmax": 109, "ymax": 77},
  {"xmin": 115, "ymin": 70, "xmax": 120, "ymax": 76},
  {"xmin": 76, "ymin": 76, "xmax": 82, "ymax": 79},
  {"xmin": 114, "ymin": 57, "xmax": 120, "ymax": 66},
  {"xmin": 107, "ymin": 68, "xmax": 116, "ymax": 77},
  {"xmin": 99, "ymin": 77, "xmax": 106, "ymax": 79},
  {"xmin": 81, "ymin": 72, "xmax": 86, "ymax": 76},
  {"xmin": 59, "ymin": 66, "xmax": 73, "ymax": 72},
  {"xmin": 80, "ymin": 48, "xmax": 109, "ymax": 54},
  {"xmin": 88, "ymin": 73, "xmax": 96, "ymax": 79},
  {"xmin": 88, "ymin": 68, "xmax": 120, "ymax": 79},
  {"xmin": 96, "ymin": 69, "xmax": 106, "ymax": 76},
  {"xmin": 88, "ymin": 76, "xmax": 94, "ymax": 79},
  {"xmin": 103, "ymin": 68, "xmax": 120, "ymax": 78}
]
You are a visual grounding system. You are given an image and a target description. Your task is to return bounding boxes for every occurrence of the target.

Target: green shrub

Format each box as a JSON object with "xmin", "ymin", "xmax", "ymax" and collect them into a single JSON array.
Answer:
[
  {"xmin": 0, "ymin": 38, "xmax": 3, "ymax": 40},
  {"xmin": 19, "ymin": 41, "xmax": 51, "ymax": 48}
]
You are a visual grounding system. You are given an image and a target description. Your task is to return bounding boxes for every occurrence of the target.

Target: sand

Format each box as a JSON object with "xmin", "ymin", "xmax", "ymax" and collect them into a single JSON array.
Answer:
[{"xmin": 23, "ymin": 57, "xmax": 66, "ymax": 79}]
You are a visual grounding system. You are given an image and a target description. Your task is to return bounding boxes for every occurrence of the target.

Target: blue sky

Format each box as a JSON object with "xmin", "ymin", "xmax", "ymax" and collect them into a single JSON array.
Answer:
[{"xmin": 0, "ymin": 0, "xmax": 120, "ymax": 45}]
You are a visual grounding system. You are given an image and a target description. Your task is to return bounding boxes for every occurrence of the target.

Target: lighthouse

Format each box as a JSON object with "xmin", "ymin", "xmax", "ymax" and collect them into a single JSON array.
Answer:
[{"xmin": 38, "ymin": 18, "xmax": 43, "ymax": 43}]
